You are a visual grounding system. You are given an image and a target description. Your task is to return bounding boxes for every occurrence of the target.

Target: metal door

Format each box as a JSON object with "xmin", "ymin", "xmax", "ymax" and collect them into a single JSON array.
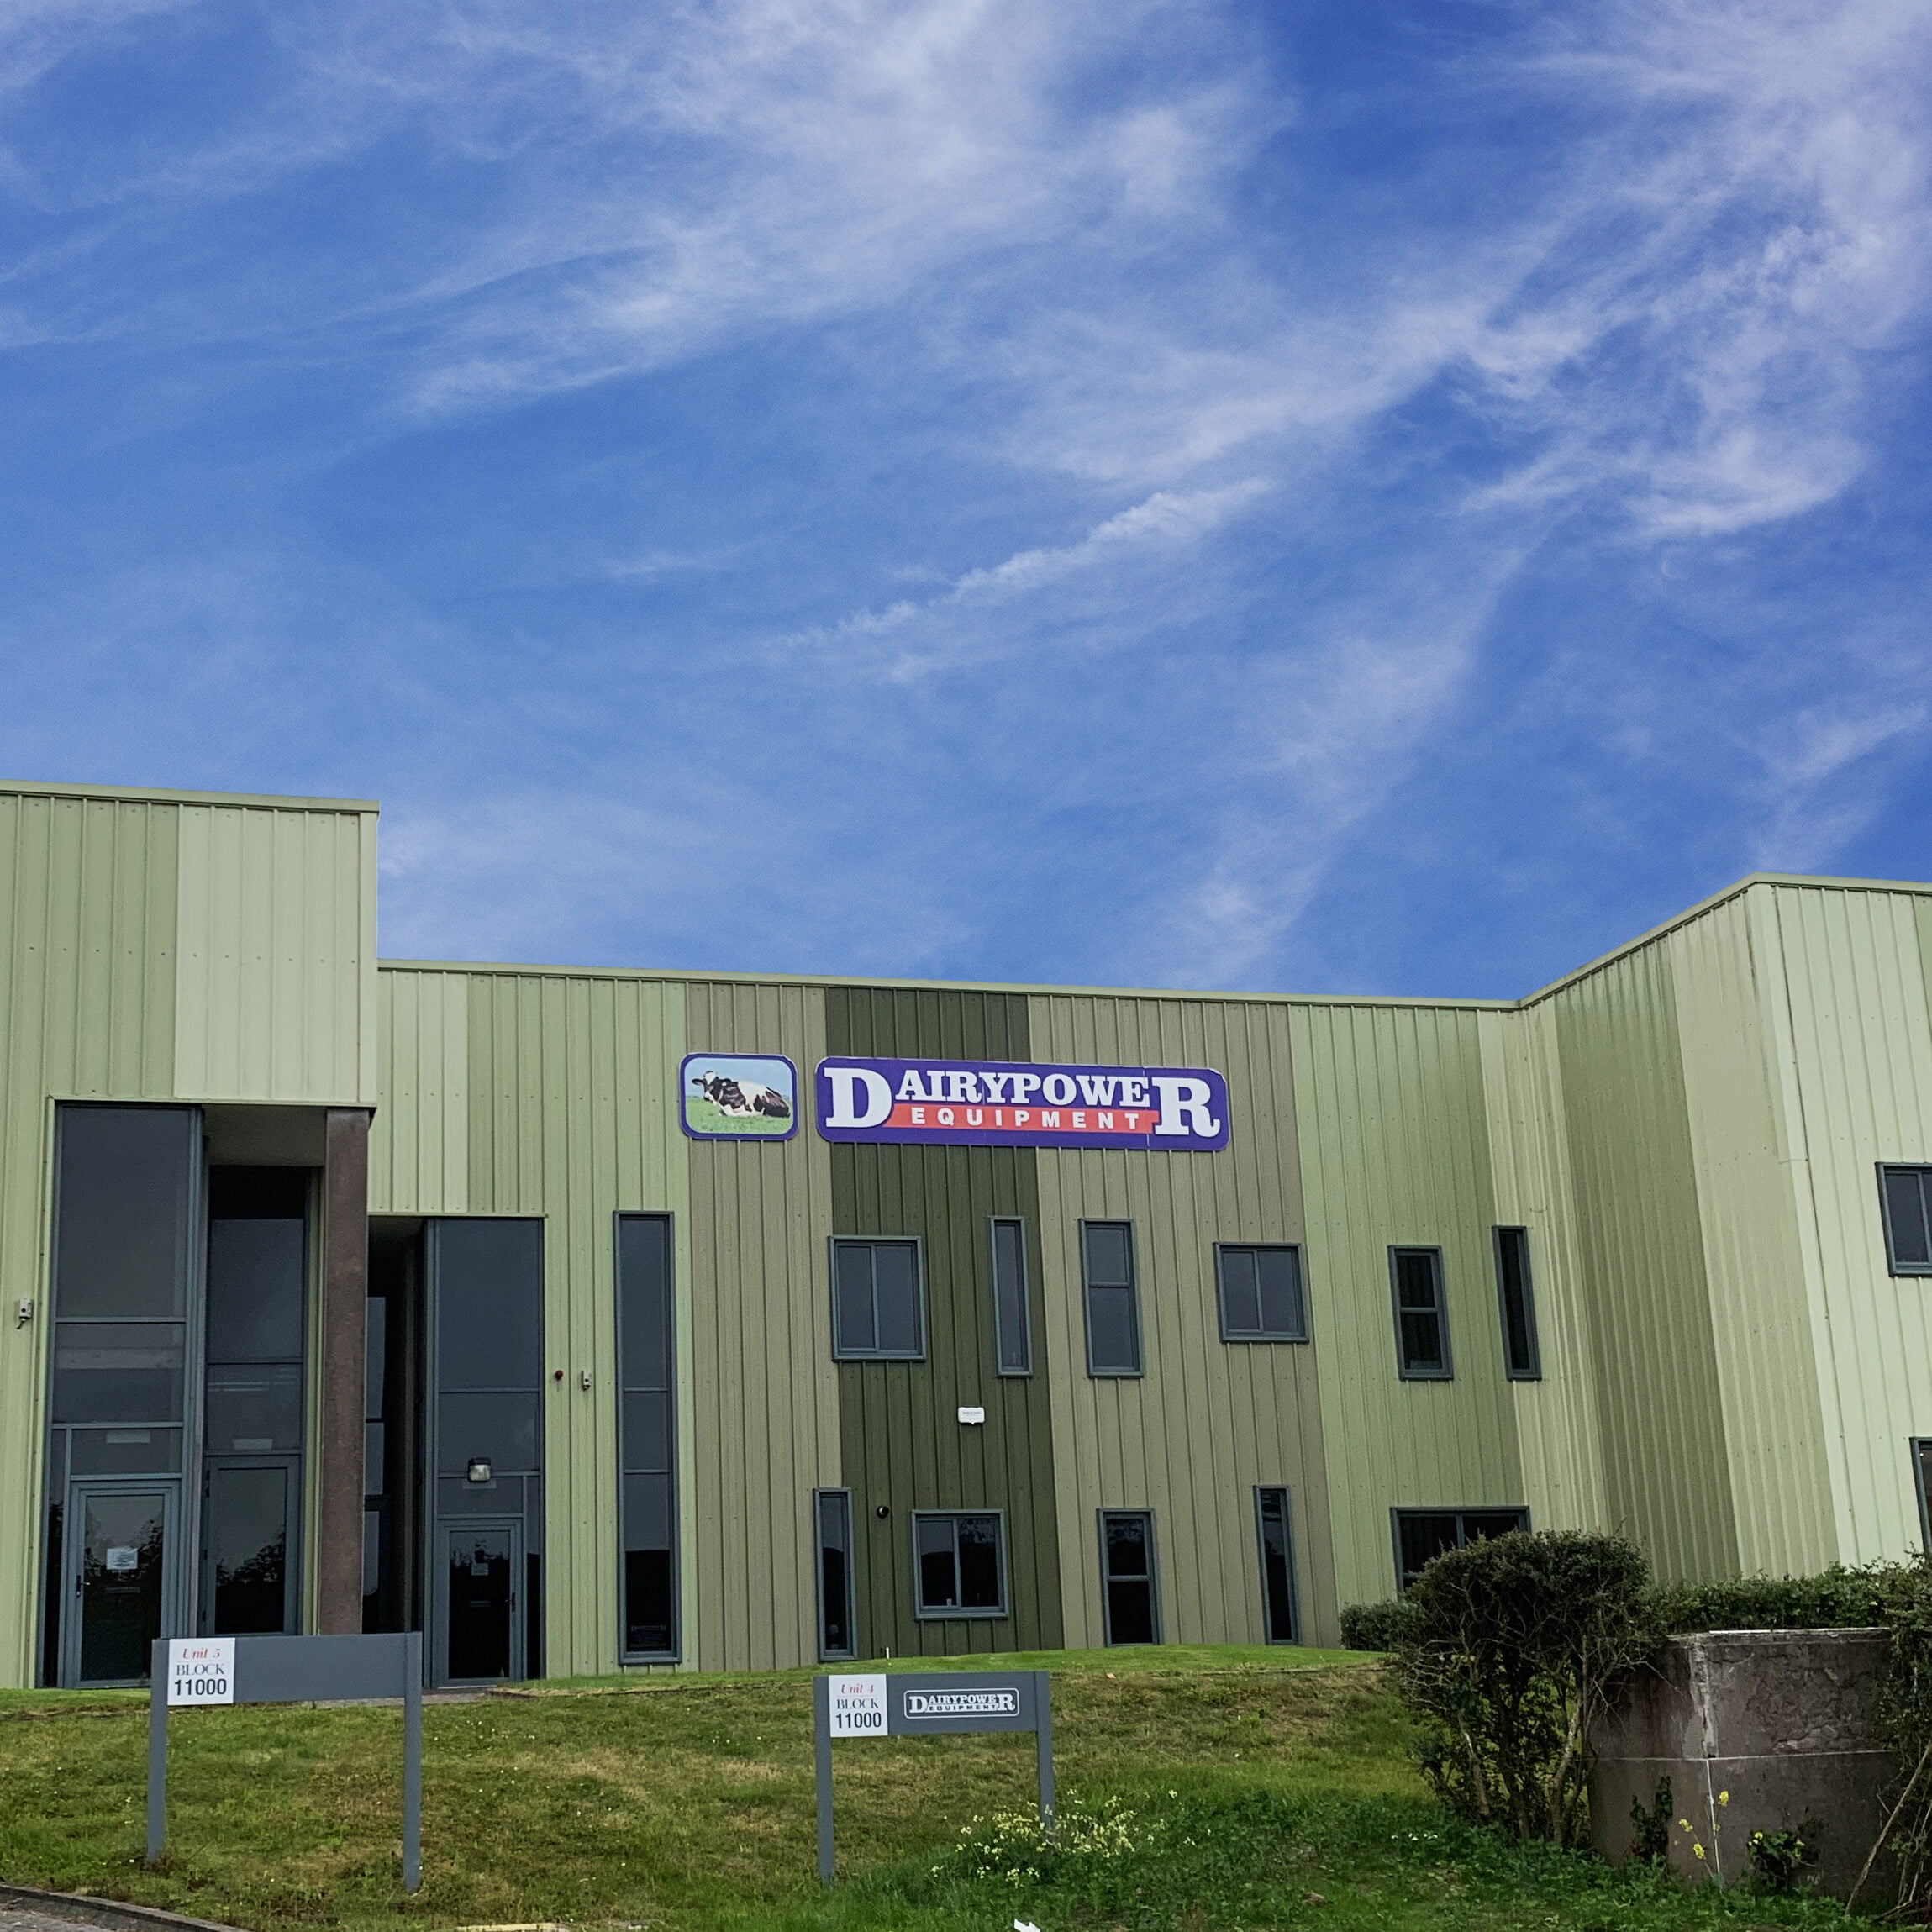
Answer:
[
  {"xmin": 437, "ymin": 1519, "xmax": 523, "ymax": 1684},
  {"xmin": 61, "ymin": 1481, "xmax": 180, "ymax": 1687}
]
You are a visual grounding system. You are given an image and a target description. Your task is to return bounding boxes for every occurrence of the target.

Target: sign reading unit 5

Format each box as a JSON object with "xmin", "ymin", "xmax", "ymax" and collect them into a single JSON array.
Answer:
[{"xmin": 815, "ymin": 1057, "xmax": 1229, "ymax": 1151}]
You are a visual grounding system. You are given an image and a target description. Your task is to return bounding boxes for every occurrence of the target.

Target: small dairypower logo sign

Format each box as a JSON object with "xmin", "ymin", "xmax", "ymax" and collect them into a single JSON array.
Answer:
[
  {"xmin": 903, "ymin": 1688, "xmax": 1020, "ymax": 1719},
  {"xmin": 816, "ymin": 1057, "xmax": 1230, "ymax": 1151},
  {"xmin": 826, "ymin": 1674, "xmax": 888, "ymax": 1736},
  {"xmin": 166, "ymin": 1637, "xmax": 235, "ymax": 1706}
]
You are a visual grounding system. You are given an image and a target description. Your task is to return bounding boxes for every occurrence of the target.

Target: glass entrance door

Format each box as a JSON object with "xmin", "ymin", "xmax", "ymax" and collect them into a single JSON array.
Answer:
[
  {"xmin": 63, "ymin": 1483, "xmax": 177, "ymax": 1686},
  {"xmin": 440, "ymin": 1522, "xmax": 522, "ymax": 1682}
]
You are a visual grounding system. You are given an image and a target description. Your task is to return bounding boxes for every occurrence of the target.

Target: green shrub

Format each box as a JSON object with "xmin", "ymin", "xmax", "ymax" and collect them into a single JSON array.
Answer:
[
  {"xmin": 1339, "ymin": 1597, "xmax": 1413, "ymax": 1650},
  {"xmin": 1647, "ymin": 1564, "xmax": 1892, "ymax": 1635},
  {"xmin": 1389, "ymin": 1529, "xmax": 1658, "ymax": 1846}
]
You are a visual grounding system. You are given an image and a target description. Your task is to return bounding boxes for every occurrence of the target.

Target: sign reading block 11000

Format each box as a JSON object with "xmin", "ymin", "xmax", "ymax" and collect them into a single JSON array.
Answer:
[{"xmin": 815, "ymin": 1058, "xmax": 1229, "ymax": 1151}]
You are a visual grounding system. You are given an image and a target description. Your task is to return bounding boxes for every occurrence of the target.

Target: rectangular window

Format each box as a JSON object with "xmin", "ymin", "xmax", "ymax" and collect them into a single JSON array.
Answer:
[
  {"xmin": 991, "ymin": 1218, "xmax": 1032, "ymax": 1376},
  {"xmin": 1082, "ymin": 1222, "xmax": 1142, "ymax": 1377},
  {"xmin": 1915, "ymin": 1441, "xmax": 1932, "ymax": 1551},
  {"xmin": 1392, "ymin": 1507, "xmax": 1529, "ymax": 1590},
  {"xmin": 618, "ymin": 1214, "xmax": 677, "ymax": 1660},
  {"xmin": 1881, "ymin": 1166, "xmax": 1932, "ymax": 1276},
  {"xmin": 830, "ymin": 1239, "xmax": 925, "ymax": 1360},
  {"xmin": 1492, "ymin": 1227, "xmax": 1541, "ymax": 1380},
  {"xmin": 1254, "ymin": 1487, "xmax": 1299, "ymax": 1642},
  {"xmin": 815, "ymin": 1489, "xmax": 856, "ymax": 1659},
  {"xmin": 913, "ymin": 1512, "xmax": 1006, "ymax": 1618},
  {"xmin": 1099, "ymin": 1510, "xmax": 1160, "ymax": 1644},
  {"xmin": 1217, "ymin": 1245, "xmax": 1308, "ymax": 1342},
  {"xmin": 1389, "ymin": 1246, "xmax": 1452, "ymax": 1379}
]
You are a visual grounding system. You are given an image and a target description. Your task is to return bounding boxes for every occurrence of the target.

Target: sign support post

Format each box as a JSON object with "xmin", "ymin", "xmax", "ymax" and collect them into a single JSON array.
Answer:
[
  {"xmin": 145, "ymin": 1633, "xmax": 424, "ymax": 1891},
  {"xmin": 813, "ymin": 1670, "xmax": 1052, "ymax": 1885}
]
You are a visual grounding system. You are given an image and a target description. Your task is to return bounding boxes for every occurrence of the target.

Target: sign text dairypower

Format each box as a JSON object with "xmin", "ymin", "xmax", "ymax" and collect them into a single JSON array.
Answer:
[{"xmin": 815, "ymin": 1056, "xmax": 1229, "ymax": 1151}]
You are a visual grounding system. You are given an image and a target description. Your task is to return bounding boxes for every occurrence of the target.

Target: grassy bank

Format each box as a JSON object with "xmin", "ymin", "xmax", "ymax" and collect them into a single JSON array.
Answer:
[{"xmin": 0, "ymin": 1646, "xmax": 1857, "ymax": 1931}]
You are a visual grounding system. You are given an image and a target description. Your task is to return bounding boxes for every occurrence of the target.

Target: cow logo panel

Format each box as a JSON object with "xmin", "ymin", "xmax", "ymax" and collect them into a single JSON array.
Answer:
[{"xmin": 680, "ymin": 1053, "xmax": 799, "ymax": 1141}]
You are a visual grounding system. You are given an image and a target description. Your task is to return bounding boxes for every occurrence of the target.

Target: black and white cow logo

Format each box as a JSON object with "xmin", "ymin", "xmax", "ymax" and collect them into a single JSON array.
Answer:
[{"xmin": 692, "ymin": 1070, "xmax": 792, "ymax": 1119}]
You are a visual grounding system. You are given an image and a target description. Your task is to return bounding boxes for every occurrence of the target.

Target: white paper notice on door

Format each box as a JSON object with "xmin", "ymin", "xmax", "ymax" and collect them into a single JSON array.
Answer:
[{"xmin": 166, "ymin": 1636, "xmax": 236, "ymax": 1705}]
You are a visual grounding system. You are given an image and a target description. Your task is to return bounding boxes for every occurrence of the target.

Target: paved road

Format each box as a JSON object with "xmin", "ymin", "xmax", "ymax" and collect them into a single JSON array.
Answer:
[{"xmin": 2, "ymin": 1910, "xmax": 108, "ymax": 1932}]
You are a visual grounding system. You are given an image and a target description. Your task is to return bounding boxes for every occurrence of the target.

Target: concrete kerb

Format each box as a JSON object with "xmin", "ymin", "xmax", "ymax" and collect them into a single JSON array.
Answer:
[{"xmin": 0, "ymin": 1885, "xmax": 247, "ymax": 1932}]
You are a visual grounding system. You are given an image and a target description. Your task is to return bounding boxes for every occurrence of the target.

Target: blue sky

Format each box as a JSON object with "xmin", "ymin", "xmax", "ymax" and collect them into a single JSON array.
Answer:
[{"xmin": 2, "ymin": 0, "xmax": 1927, "ymax": 999}]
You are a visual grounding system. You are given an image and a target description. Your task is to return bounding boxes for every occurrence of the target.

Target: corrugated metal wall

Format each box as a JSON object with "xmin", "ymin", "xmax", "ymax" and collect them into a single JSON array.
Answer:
[
  {"xmin": 683, "ymin": 980, "xmax": 840, "ymax": 1672},
  {"xmin": 1764, "ymin": 886, "xmax": 1932, "ymax": 1563},
  {"xmin": 371, "ymin": 970, "xmax": 471, "ymax": 1215},
  {"xmin": 1288, "ymin": 1001, "xmax": 1521, "ymax": 1612},
  {"xmin": 1668, "ymin": 892, "xmax": 1837, "ymax": 1575},
  {"xmin": 1544, "ymin": 945, "xmax": 1739, "ymax": 1582},
  {"xmin": 174, "ymin": 803, "xmax": 377, "ymax": 1105},
  {"xmin": 0, "ymin": 792, "xmax": 182, "ymax": 1683},
  {"xmin": 1477, "ymin": 1005, "xmax": 1608, "ymax": 1534},
  {"xmin": 1031, "ymin": 995, "xmax": 1337, "ymax": 1647},
  {"xmin": 827, "ymin": 987, "xmax": 1062, "ymax": 1659}
]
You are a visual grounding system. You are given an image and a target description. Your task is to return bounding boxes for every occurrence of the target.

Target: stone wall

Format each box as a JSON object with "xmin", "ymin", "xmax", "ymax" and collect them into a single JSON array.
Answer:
[{"xmin": 1589, "ymin": 1628, "xmax": 1893, "ymax": 1897}]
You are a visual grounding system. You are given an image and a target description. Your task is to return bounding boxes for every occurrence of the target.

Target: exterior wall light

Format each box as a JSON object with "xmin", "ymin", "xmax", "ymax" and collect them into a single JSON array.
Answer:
[{"xmin": 466, "ymin": 1458, "xmax": 492, "ymax": 1484}]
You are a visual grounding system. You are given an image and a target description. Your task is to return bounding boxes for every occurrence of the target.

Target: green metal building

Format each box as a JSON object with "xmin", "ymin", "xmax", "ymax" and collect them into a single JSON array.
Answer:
[{"xmin": 8, "ymin": 776, "xmax": 1932, "ymax": 1688}]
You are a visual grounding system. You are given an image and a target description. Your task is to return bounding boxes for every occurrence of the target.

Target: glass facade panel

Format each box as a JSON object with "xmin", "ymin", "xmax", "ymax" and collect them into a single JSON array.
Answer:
[
  {"xmin": 53, "ymin": 1108, "xmax": 195, "ymax": 1320},
  {"xmin": 207, "ymin": 1464, "xmax": 291, "ymax": 1635},
  {"xmin": 205, "ymin": 1361, "xmax": 303, "ymax": 1452},
  {"xmin": 434, "ymin": 1220, "xmax": 545, "ymax": 1389},
  {"xmin": 206, "ymin": 1221, "xmax": 305, "ymax": 1361},
  {"xmin": 445, "ymin": 1526, "xmax": 515, "ymax": 1681},
  {"xmin": 53, "ymin": 1324, "xmax": 187, "ymax": 1424},
  {"xmin": 70, "ymin": 1429, "xmax": 182, "ymax": 1475}
]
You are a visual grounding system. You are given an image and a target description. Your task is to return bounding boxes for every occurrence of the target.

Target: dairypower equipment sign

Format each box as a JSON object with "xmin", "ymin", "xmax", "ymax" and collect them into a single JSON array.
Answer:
[{"xmin": 814, "ymin": 1056, "xmax": 1229, "ymax": 1151}]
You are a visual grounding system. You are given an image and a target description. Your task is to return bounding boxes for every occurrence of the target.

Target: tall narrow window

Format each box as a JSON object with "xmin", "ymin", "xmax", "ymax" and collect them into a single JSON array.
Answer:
[
  {"xmin": 1217, "ymin": 1245, "xmax": 1308, "ymax": 1342},
  {"xmin": 913, "ymin": 1512, "xmax": 1007, "ymax": 1617},
  {"xmin": 1492, "ymin": 1227, "xmax": 1541, "ymax": 1380},
  {"xmin": 815, "ymin": 1489, "xmax": 856, "ymax": 1658},
  {"xmin": 1099, "ymin": 1510, "xmax": 1159, "ymax": 1644},
  {"xmin": 1392, "ymin": 1508, "xmax": 1529, "ymax": 1590},
  {"xmin": 618, "ymin": 1214, "xmax": 677, "ymax": 1661},
  {"xmin": 1881, "ymin": 1166, "xmax": 1932, "ymax": 1276},
  {"xmin": 1914, "ymin": 1440, "xmax": 1932, "ymax": 1551},
  {"xmin": 1254, "ymin": 1487, "xmax": 1298, "ymax": 1642},
  {"xmin": 1389, "ymin": 1246, "xmax": 1451, "ymax": 1380},
  {"xmin": 991, "ymin": 1219, "xmax": 1032, "ymax": 1376},
  {"xmin": 1082, "ymin": 1222, "xmax": 1142, "ymax": 1377},
  {"xmin": 202, "ymin": 1166, "xmax": 308, "ymax": 1637},
  {"xmin": 829, "ymin": 1239, "xmax": 924, "ymax": 1360}
]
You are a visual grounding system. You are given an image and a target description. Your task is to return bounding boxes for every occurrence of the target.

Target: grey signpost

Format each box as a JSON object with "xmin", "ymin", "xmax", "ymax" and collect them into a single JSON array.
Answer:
[
  {"xmin": 146, "ymin": 1633, "xmax": 424, "ymax": 1891},
  {"xmin": 812, "ymin": 1671, "xmax": 1053, "ymax": 1885}
]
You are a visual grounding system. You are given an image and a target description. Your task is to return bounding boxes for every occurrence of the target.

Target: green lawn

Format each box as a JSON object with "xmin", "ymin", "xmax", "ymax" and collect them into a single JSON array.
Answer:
[{"xmin": 0, "ymin": 1646, "xmax": 1858, "ymax": 1932}]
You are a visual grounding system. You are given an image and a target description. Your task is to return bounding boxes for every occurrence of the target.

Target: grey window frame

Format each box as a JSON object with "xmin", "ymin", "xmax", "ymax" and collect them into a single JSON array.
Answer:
[
  {"xmin": 909, "ymin": 1508, "xmax": 1008, "ymax": 1620},
  {"xmin": 813, "ymin": 1487, "xmax": 857, "ymax": 1660},
  {"xmin": 1879, "ymin": 1165, "xmax": 1932, "ymax": 1277},
  {"xmin": 1097, "ymin": 1508, "xmax": 1161, "ymax": 1645},
  {"xmin": 1214, "ymin": 1243, "xmax": 1309, "ymax": 1343},
  {"xmin": 1492, "ymin": 1226, "xmax": 1542, "ymax": 1381},
  {"xmin": 829, "ymin": 1236, "xmax": 927, "ymax": 1361},
  {"xmin": 990, "ymin": 1217, "xmax": 1033, "ymax": 1377},
  {"xmin": 1253, "ymin": 1487, "xmax": 1300, "ymax": 1644},
  {"xmin": 1388, "ymin": 1245, "xmax": 1453, "ymax": 1381},
  {"xmin": 1081, "ymin": 1220, "xmax": 1143, "ymax": 1378},
  {"xmin": 1389, "ymin": 1506, "xmax": 1529, "ymax": 1592}
]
